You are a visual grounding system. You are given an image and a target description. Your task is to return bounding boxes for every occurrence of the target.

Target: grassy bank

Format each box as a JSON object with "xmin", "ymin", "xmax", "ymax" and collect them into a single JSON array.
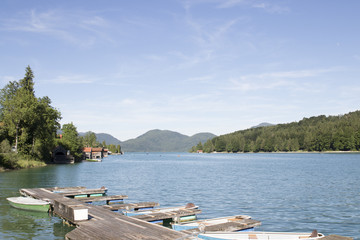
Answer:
[{"xmin": 0, "ymin": 153, "xmax": 46, "ymax": 170}]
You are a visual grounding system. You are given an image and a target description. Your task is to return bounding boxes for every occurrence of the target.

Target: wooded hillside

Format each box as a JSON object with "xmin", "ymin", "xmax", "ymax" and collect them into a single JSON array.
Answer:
[{"xmin": 191, "ymin": 111, "xmax": 360, "ymax": 153}]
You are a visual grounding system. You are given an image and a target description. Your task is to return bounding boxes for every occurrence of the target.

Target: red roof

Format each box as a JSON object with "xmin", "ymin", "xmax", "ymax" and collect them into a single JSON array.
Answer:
[
  {"xmin": 91, "ymin": 148, "xmax": 103, "ymax": 152},
  {"xmin": 83, "ymin": 147, "xmax": 92, "ymax": 153}
]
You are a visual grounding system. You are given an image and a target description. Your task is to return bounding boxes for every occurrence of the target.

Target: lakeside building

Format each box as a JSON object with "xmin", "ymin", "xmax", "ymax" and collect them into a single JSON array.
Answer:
[
  {"xmin": 83, "ymin": 147, "xmax": 108, "ymax": 160},
  {"xmin": 52, "ymin": 146, "xmax": 75, "ymax": 164}
]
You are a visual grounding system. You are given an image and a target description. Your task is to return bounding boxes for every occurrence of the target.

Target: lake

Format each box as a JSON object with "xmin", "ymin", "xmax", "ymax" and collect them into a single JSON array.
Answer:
[{"xmin": 1, "ymin": 153, "xmax": 359, "ymax": 239}]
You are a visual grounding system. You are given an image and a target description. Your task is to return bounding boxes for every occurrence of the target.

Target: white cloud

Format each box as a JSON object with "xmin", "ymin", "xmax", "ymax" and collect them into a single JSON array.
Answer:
[
  {"xmin": 48, "ymin": 75, "xmax": 98, "ymax": 84},
  {"xmin": 227, "ymin": 68, "xmax": 343, "ymax": 91},
  {"xmin": 217, "ymin": 0, "xmax": 246, "ymax": 8},
  {"xmin": 1, "ymin": 9, "xmax": 113, "ymax": 47},
  {"xmin": 186, "ymin": 75, "xmax": 214, "ymax": 83},
  {"xmin": 216, "ymin": 0, "xmax": 289, "ymax": 13}
]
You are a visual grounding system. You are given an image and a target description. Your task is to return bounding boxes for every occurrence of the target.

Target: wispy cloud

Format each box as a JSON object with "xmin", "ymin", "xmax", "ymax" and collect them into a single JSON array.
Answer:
[
  {"xmin": 227, "ymin": 68, "xmax": 343, "ymax": 91},
  {"xmin": 217, "ymin": 0, "xmax": 247, "ymax": 8},
  {"xmin": 185, "ymin": 75, "xmax": 214, "ymax": 83},
  {"xmin": 185, "ymin": 12, "xmax": 240, "ymax": 49},
  {"xmin": 48, "ymin": 75, "xmax": 99, "ymax": 84},
  {"xmin": 217, "ymin": 0, "xmax": 289, "ymax": 13},
  {"xmin": 1, "ymin": 9, "xmax": 113, "ymax": 47}
]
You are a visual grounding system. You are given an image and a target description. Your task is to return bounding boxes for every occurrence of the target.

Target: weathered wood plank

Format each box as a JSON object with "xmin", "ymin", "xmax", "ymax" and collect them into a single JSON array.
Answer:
[
  {"xmin": 48, "ymin": 186, "xmax": 87, "ymax": 192},
  {"xmin": 77, "ymin": 195, "xmax": 128, "ymax": 203},
  {"xmin": 59, "ymin": 188, "xmax": 108, "ymax": 197},
  {"xmin": 132, "ymin": 209, "xmax": 202, "ymax": 222},
  {"xmin": 103, "ymin": 202, "xmax": 159, "ymax": 211}
]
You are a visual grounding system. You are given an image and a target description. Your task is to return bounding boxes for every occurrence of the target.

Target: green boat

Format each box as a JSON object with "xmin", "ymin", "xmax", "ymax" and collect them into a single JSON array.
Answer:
[{"xmin": 7, "ymin": 197, "xmax": 50, "ymax": 212}]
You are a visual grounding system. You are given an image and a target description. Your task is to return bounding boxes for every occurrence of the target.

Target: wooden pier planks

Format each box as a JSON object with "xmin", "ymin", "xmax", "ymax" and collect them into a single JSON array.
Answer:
[
  {"xmin": 67, "ymin": 206, "xmax": 185, "ymax": 240},
  {"xmin": 131, "ymin": 208, "xmax": 202, "ymax": 222},
  {"xmin": 58, "ymin": 188, "xmax": 108, "ymax": 197},
  {"xmin": 103, "ymin": 202, "xmax": 160, "ymax": 211},
  {"xmin": 19, "ymin": 187, "xmax": 187, "ymax": 240},
  {"xmin": 77, "ymin": 194, "xmax": 128, "ymax": 203}
]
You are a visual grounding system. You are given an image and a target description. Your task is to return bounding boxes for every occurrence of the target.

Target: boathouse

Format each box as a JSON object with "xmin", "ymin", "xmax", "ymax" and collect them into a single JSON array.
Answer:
[
  {"xmin": 83, "ymin": 147, "xmax": 107, "ymax": 160},
  {"xmin": 52, "ymin": 146, "xmax": 75, "ymax": 164}
]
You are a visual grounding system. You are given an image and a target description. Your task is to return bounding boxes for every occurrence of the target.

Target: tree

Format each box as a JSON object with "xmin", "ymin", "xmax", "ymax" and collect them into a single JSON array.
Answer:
[
  {"xmin": 60, "ymin": 123, "xmax": 83, "ymax": 160},
  {"xmin": 0, "ymin": 66, "xmax": 61, "ymax": 161},
  {"xmin": 214, "ymin": 138, "xmax": 226, "ymax": 152},
  {"xmin": 116, "ymin": 144, "xmax": 122, "ymax": 153},
  {"xmin": 82, "ymin": 131, "xmax": 98, "ymax": 147},
  {"xmin": 19, "ymin": 66, "xmax": 35, "ymax": 94},
  {"xmin": 203, "ymin": 139, "xmax": 214, "ymax": 153},
  {"xmin": 196, "ymin": 141, "xmax": 203, "ymax": 151},
  {"xmin": 0, "ymin": 66, "xmax": 37, "ymax": 153}
]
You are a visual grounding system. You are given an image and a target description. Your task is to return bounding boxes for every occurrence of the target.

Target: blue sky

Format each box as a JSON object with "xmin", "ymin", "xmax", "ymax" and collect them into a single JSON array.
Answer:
[{"xmin": 1, "ymin": 0, "xmax": 360, "ymax": 141}]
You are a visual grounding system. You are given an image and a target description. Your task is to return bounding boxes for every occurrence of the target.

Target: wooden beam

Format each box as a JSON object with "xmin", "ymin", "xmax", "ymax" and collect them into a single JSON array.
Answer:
[
  {"xmin": 59, "ymin": 188, "xmax": 108, "ymax": 197},
  {"xmin": 131, "ymin": 209, "xmax": 202, "ymax": 222},
  {"xmin": 77, "ymin": 195, "xmax": 128, "ymax": 203},
  {"xmin": 103, "ymin": 202, "xmax": 159, "ymax": 211}
]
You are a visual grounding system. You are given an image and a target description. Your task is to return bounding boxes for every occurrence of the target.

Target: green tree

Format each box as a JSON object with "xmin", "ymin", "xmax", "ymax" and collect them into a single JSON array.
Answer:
[
  {"xmin": 203, "ymin": 139, "xmax": 214, "ymax": 153},
  {"xmin": 196, "ymin": 141, "xmax": 203, "ymax": 151},
  {"xmin": 214, "ymin": 138, "xmax": 226, "ymax": 152},
  {"xmin": 116, "ymin": 144, "xmax": 121, "ymax": 153},
  {"xmin": 0, "ymin": 66, "xmax": 61, "ymax": 163},
  {"xmin": 59, "ymin": 123, "xmax": 83, "ymax": 161},
  {"xmin": 32, "ymin": 96, "xmax": 61, "ymax": 160},
  {"xmin": 82, "ymin": 131, "xmax": 98, "ymax": 147},
  {"xmin": 0, "ymin": 66, "xmax": 38, "ymax": 153}
]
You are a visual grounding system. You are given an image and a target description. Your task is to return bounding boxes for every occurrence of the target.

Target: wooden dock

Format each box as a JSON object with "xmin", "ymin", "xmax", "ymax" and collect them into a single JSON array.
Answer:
[
  {"xmin": 103, "ymin": 202, "xmax": 160, "ymax": 211},
  {"xmin": 18, "ymin": 187, "xmax": 353, "ymax": 240},
  {"xmin": 77, "ymin": 194, "xmax": 128, "ymax": 204},
  {"xmin": 20, "ymin": 187, "xmax": 191, "ymax": 239}
]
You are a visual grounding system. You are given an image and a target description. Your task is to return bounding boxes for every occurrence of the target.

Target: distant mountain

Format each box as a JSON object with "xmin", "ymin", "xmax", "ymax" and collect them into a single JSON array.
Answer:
[
  {"xmin": 95, "ymin": 133, "xmax": 122, "ymax": 145},
  {"xmin": 78, "ymin": 132, "xmax": 122, "ymax": 145},
  {"xmin": 79, "ymin": 130, "xmax": 216, "ymax": 152},
  {"xmin": 251, "ymin": 122, "xmax": 275, "ymax": 128},
  {"xmin": 120, "ymin": 129, "xmax": 216, "ymax": 152}
]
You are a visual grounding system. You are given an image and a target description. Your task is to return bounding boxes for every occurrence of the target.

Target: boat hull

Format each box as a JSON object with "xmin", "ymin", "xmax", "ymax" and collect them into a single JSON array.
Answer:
[
  {"xmin": 198, "ymin": 231, "xmax": 325, "ymax": 240},
  {"xmin": 7, "ymin": 197, "xmax": 50, "ymax": 212}
]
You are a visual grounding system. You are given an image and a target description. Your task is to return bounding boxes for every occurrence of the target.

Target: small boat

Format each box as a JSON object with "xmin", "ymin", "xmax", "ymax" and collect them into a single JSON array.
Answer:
[
  {"xmin": 7, "ymin": 196, "xmax": 50, "ymax": 212},
  {"xmin": 84, "ymin": 159, "xmax": 102, "ymax": 162},
  {"xmin": 197, "ymin": 230, "xmax": 325, "ymax": 240},
  {"xmin": 172, "ymin": 215, "xmax": 255, "ymax": 231}
]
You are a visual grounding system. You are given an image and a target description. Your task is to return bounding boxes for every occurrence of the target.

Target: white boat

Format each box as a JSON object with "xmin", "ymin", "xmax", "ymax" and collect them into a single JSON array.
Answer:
[
  {"xmin": 197, "ymin": 230, "xmax": 325, "ymax": 240},
  {"xmin": 172, "ymin": 215, "xmax": 255, "ymax": 231},
  {"xmin": 7, "ymin": 197, "xmax": 50, "ymax": 212}
]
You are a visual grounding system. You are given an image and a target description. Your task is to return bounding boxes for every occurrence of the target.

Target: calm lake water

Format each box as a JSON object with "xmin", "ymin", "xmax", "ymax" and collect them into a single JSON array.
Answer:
[{"xmin": 1, "ymin": 153, "xmax": 359, "ymax": 239}]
